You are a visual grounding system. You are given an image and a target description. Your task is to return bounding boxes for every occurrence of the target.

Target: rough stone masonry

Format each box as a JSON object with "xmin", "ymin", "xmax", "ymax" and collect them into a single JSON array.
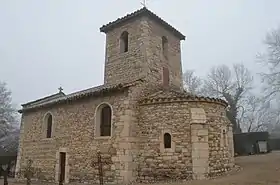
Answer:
[{"xmin": 15, "ymin": 7, "xmax": 234, "ymax": 185}]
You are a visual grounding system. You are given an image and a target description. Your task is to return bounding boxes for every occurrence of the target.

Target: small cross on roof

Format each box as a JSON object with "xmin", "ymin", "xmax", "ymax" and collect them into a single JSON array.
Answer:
[
  {"xmin": 141, "ymin": 0, "xmax": 147, "ymax": 7},
  {"xmin": 58, "ymin": 87, "xmax": 63, "ymax": 93}
]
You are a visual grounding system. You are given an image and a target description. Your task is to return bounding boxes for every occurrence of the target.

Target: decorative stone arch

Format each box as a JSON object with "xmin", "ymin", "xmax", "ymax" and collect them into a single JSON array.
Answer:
[
  {"xmin": 120, "ymin": 31, "xmax": 129, "ymax": 53},
  {"xmin": 42, "ymin": 112, "xmax": 54, "ymax": 139},
  {"xmin": 94, "ymin": 102, "xmax": 113, "ymax": 138},
  {"xmin": 160, "ymin": 129, "xmax": 175, "ymax": 152}
]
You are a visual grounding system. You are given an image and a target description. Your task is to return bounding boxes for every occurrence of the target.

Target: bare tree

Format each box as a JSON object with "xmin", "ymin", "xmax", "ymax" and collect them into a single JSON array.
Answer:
[
  {"xmin": 0, "ymin": 82, "xmax": 19, "ymax": 184},
  {"xmin": 183, "ymin": 69, "xmax": 203, "ymax": 95},
  {"xmin": 258, "ymin": 26, "xmax": 280, "ymax": 101},
  {"xmin": 0, "ymin": 128, "xmax": 19, "ymax": 156},
  {"xmin": 0, "ymin": 82, "xmax": 18, "ymax": 135},
  {"xmin": 241, "ymin": 95, "xmax": 270, "ymax": 132},
  {"xmin": 255, "ymin": 26, "xmax": 280, "ymax": 135},
  {"xmin": 202, "ymin": 64, "xmax": 253, "ymax": 133}
]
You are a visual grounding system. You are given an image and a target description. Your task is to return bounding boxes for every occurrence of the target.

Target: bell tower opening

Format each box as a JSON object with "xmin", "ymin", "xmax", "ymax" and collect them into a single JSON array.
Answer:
[
  {"xmin": 120, "ymin": 31, "xmax": 129, "ymax": 53},
  {"xmin": 100, "ymin": 7, "xmax": 185, "ymax": 89}
]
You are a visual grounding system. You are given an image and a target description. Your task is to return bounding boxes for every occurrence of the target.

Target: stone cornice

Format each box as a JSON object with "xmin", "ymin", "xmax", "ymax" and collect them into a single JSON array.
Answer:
[{"xmin": 138, "ymin": 94, "xmax": 228, "ymax": 107}]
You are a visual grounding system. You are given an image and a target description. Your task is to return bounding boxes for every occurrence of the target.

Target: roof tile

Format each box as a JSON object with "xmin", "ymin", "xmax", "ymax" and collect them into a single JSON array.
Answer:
[{"xmin": 139, "ymin": 89, "xmax": 228, "ymax": 106}]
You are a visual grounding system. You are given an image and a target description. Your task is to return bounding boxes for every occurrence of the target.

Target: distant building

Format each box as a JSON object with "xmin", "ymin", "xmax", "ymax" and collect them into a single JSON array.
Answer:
[{"xmin": 234, "ymin": 132, "xmax": 270, "ymax": 155}]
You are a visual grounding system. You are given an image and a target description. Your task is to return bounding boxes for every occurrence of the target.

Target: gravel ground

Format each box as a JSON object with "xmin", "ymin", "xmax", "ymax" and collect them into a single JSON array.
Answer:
[
  {"xmin": 137, "ymin": 151, "xmax": 280, "ymax": 185},
  {"xmin": 3, "ymin": 151, "xmax": 280, "ymax": 185}
]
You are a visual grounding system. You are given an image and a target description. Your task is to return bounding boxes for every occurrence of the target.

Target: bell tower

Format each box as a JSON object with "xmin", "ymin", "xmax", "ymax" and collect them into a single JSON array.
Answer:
[{"xmin": 100, "ymin": 7, "xmax": 185, "ymax": 90}]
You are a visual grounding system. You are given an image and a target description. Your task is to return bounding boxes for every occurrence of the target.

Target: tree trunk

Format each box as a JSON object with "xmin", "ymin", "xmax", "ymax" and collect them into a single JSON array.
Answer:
[
  {"xmin": 226, "ymin": 108, "xmax": 241, "ymax": 134},
  {"xmin": 3, "ymin": 169, "xmax": 8, "ymax": 185}
]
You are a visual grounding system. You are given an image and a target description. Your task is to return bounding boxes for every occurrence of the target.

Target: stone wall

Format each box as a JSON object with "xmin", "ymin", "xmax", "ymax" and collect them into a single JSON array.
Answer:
[
  {"xmin": 189, "ymin": 102, "xmax": 233, "ymax": 176},
  {"xmin": 103, "ymin": 16, "xmax": 184, "ymax": 90},
  {"xmin": 17, "ymin": 84, "xmax": 234, "ymax": 184},
  {"xmin": 103, "ymin": 18, "xmax": 147, "ymax": 85},
  {"xmin": 138, "ymin": 101, "xmax": 193, "ymax": 182},
  {"xmin": 190, "ymin": 108, "xmax": 209, "ymax": 180},
  {"xmin": 144, "ymin": 17, "xmax": 184, "ymax": 90},
  {"xmin": 17, "ymin": 90, "xmax": 138, "ymax": 184},
  {"xmin": 137, "ymin": 99, "xmax": 233, "ymax": 182}
]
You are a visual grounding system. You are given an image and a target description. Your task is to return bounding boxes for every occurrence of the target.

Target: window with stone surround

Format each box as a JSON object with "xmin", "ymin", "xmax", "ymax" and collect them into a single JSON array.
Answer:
[
  {"xmin": 162, "ymin": 36, "xmax": 168, "ymax": 59},
  {"xmin": 95, "ymin": 103, "xmax": 112, "ymax": 137},
  {"xmin": 164, "ymin": 133, "xmax": 172, "ymax": 148},
  {"xmin": 163, "ymin": 67, "xmax": 170, "ymax": 87},
  {"xmin": 45, "ymin": 113, "xmax": 53, "ymax": 138},
  {"xmin": 160, "ymin": 130, "xmax": 175, "ymax": 152},
  {"xmin": 120, "ymin": 31, "xmax": 129, "ymax": 53}
]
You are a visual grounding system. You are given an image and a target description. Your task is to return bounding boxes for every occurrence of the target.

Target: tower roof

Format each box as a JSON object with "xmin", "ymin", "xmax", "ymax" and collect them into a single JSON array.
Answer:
[{"xmin": 100, "ymin": 7, "xmax": 185, "ymax": 40}]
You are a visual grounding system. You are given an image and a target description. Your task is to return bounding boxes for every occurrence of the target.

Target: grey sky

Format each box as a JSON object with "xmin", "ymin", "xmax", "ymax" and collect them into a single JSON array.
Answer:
[{"xmin": 1, "ymin": 0, "xmax": 280, "ymax": 108}]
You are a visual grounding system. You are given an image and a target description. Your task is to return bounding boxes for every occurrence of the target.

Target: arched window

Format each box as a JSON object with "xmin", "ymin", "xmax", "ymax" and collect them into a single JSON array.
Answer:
[
  {"xmin": 46, "ymin": 114, "xmax": 53, "ymax": 138},
  {"xmin": 164, "ymin": 133, "xmax": 171, "ymax": 148},
  {"xmin": 162, "ymin": 36, "xmax": 168, "ymax": 59},
  {"xmin": 95, "ymin": 103, "xmax": 112, "ymax": 137},
  {"xmin": 100, "ymin": 105, "xmax": 112, "ymax": 136},
  {"xmin": 120, "ymin": 31, "xmax": 129, "ymax": 53},
  {"xmin": 163, "ymin": 67, "xmax": 170, "ymax": 87}
]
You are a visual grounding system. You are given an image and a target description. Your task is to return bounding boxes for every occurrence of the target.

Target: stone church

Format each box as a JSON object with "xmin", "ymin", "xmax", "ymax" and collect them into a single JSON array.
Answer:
[{"xmin": 15, "ymin": 7, "xmax": 234, "ymax": 184}]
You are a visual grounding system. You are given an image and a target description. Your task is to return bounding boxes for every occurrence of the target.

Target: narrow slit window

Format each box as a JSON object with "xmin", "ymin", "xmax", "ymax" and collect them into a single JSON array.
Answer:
[
  {"xmin": 120, "ymin": 31, "xmax": 129, "ymax": 53},
  {"xmin": 162, "ymin": 36, "xmax": 168, "ymax": 59},
  {"xmin": 163, "ymin": 67, "xmax": 170, "ymax": 87},
  {"xmin": 46, "ymin": 114, "xmax": 52, "ymax": 138},
  {"xmin": 164, "ymin": 133, "xmax": 172, "ymax": 148},
  {"xmin": 222, "ymin": 129, "xmax": 227, "ymax": 147}
]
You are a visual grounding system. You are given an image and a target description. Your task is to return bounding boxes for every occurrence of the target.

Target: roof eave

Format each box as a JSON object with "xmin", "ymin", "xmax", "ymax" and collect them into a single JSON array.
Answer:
[
  {"xmin": 21, "ymin": 92, "xmax": 66, "ymax": 107},
  {"xmin": 18, "ymin": 79, "xmax": 144, "ymax": 114},
  {"xmin": 99, "ymin": 8, "xmax": 185, "ymax": 41},
  {"xmin": 19, "ymin": 85, "xmax": 128, "ymax": 114}
]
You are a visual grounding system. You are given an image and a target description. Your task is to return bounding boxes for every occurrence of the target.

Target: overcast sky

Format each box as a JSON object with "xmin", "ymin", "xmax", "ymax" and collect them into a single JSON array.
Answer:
[{"xmin": 1, "ymin": 0, "xmax": 280, "ymax": 108}]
